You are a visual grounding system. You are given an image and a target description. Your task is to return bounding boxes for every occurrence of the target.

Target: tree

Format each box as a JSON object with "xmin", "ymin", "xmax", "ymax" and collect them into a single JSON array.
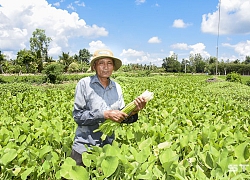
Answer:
[
  {"xmin": 233, "ymin": 59, "xmax": 240, "ymax": 64},
  {"xmin": 30, "ymin": 28, "xmax": 52, "ymax": 72},
  {"xmin": 188, "ymin": 53, "xmax": 207, "ymax": 73},
  {"xmin": 190, "ymin": 53, "xmax": 206, "ymax": 73},
  {"xmin": 162, "ymin": 54, "xmax": 181, "ymax": 72},
  {"xmin": 244, "ymin": 56, "xmax": 250, "ymax": 64},
  {"xmin": 16, "ymin": 49, "xmax": 36, "ymax": 73},
  {"xmin": 0, "ymin": 51, "xmax": 5, "ymax": 74},
  {"xmin": 208, "ymin": 56, "xmax": 217, "ymax": 64},
  {"xmin": 77, "ymin": 49, "xmax": 91, "ymax": 64},
  {"xmin": 58, "ymin": 52, "xmax": 74, "ymax": 72}
]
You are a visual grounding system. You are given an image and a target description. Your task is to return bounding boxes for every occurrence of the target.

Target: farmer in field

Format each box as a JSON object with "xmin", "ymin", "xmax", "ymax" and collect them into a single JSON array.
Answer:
[{"xmin": 70, "ymin": 49, "xmax": 147, "ymax": 166}]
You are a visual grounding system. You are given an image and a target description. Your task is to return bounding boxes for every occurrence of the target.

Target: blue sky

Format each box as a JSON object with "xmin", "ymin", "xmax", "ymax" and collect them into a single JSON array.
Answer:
[{"xmin": 1, "ymin": 0, "xmax": 250, "ymax": 66}]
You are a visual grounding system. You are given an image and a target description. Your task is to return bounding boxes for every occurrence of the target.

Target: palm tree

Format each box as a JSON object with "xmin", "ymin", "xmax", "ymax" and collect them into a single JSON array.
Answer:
[
  {"xmin": 0, "ymin": 51, "xmax": 6, "ymax": 74},
  {"xmin": 58, "ymin": 52, "xmax": 74, "ymax": 72}
]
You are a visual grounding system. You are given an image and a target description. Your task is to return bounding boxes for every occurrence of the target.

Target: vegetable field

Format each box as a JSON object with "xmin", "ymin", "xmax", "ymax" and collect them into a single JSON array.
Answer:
[{"xmin": 0, "ymin": 75, "xmax": 249, "ymax": 179}]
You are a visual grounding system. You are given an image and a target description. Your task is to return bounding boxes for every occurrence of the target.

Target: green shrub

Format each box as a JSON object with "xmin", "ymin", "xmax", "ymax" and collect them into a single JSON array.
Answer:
[
  {"xmin": 246, "ymin": 80, "xmax": 250, "ymax": 86},
  {"xmin": 68, "ymin": 62, "xmax": 79, "ymax": 73},
  {"xmin": 0, "ymin": 77, "xmax": 6, "ymax": 83},
  {"xmin": 43, "ymin": 63, "xmax": 64, "ymax": 84},
  {"xmin": 226, "ymin": 72, "xmax": 242, "ymax": 83}
]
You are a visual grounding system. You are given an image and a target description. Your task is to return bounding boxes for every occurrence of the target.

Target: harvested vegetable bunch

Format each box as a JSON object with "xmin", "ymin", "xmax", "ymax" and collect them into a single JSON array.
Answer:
[
  {"xmin": 95, "ymin": 90, "xmax": 154, "ymax": 139},
  {"xmin": 121, "ymin": 90, "xmax": 154, "ymax": 115}
]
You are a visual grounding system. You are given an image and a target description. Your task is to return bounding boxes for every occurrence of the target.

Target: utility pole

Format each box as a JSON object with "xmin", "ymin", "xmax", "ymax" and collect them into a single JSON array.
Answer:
[
  {"xmin": 216, "ymin": 0, "xmax": 221, "ymax": 76},
  {"xmin": 185, "ymin": 59, "xmax": 187, "ymax": 73}
]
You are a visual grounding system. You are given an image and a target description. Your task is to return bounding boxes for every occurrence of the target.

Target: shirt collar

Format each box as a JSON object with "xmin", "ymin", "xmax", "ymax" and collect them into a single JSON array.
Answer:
[{"xmin": 91, "ymin": 74, "xmax": 115, "ymax": 89}]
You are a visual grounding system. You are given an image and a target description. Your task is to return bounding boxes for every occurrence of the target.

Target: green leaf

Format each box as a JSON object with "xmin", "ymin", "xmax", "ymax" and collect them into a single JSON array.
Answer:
[
  {"xmin": 168, "ymin": 121, "xmax": 178, "ymax": 131},
  {"xmin": 218, "ymin": 156, "xmax": 233, "ymax": 173},
  {"xmin": 195, "ymin": 165, "xmax": 208, "ymax": 180},
  {"xmin": 161, "ymin": 109, "xmax": 169, "ymax": 118},
  {"xmin": 158, "ymin": 141, "xmax": 171, "ymax": 149},
  {"xmin": 62, "ymin": 157, "xmax": 76, "ymax": 166},
  {"xmin": 209, "ymin": 146, "xmax": 220, "ymax": 158},
  {"xmin": 159, "ymin": 148, "xmax": 178, "ymax": 164},
  {"xmin": 21, "ymin": 122, "xmax": 30, "ymax": 134},
  {"xmin": 0, "ymin": 149, "xmax": 17, "ymax": 166},
  {"xmin": 18, "ymin": 157, "xmax": 27, "ymax": 165},
  {"xmin": 42, "ymin": 160, "xmax": 51, "ymax": 173},
  {"xmin": 26, "ymin": 134, "xmax": 32, "ymax": 144},
  {"xmin": 126, "ymin": 130, "xmax": 134, "ymax": 139},
  {"xmin": 21, "ymin": 167, "xmax": 34, "ymax": 180},
  {"xmin": 51, "ymin": 151, "xmax": 59, "ymax": 164},
  {"xmin": 12, "ymin": 166, "xmax": 21, "ymax": 176},
  {"xmin": 82, "ymin": 152, "xmax": 98, "ymax": 166},
  {"xmin": 180, "ymin": 135, "xmax": 189, "ymax": 148},
  {"xmin": 18, "ymin": 134, "xmax": 27, "ymax": 143},
  {"xmin": 70, "ymin": 166, "xmax": 89, "ymax": 180},
  {"xmin": 101, "ymin": 156, "xmax": 119, "ymax": 177},
  {"xmin": 136, "ymin": 148, "xmax": 150, "ymax": 163},
  {"xmin": 234, "ymin": 142, "xmax": 248, "ymax": 161},
  {"xmin": 103, "ymin": 144, "xmax": 119, "ymax": 156},
  {"xmin": 82, "ymin": 157, "xmax": 91, "ymax": 167},
  {"xmin": 60, "ymin": 160, "xmax": 88, "ymax": 180},
  {"xmin": 39, "ymin": 145, "xmax": 52, "ymax": 158},
  {"xmin": 13, "ymin": 127, "xmax": 20, "ymax": 140},
  {"xmin": 136, "ymin": 170, "xmax": 153, "ymax": 179},
  {"xmin": 129, "ymin": 146, "xmax": 138, "ymax": 158},
  {"xmin": 60, "ymin": 157, "xmax": 80, "ymax": 179},
  {"xmin": 152, "ymin": 165, "xmax": 164, "ymax": 178},
  {"xmin": 138, "ymin": 138, "xmax": 152, "ymax": 150},
  {"xmin": 205, "ymin": 152, "xmax": 214, "ymax": 169}
]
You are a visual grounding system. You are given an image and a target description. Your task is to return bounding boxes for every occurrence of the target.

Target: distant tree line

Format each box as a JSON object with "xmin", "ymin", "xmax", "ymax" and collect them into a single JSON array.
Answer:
[
  {"xmin": 0, "ymin": 28, "xmax": 91, "ymax": 74},
  {"xmin": 1, "ymin": 28, "xmax": 250, "ymax": 75},
  {"xmin": 162, "ymin": 53, "xmax": 250, "ymax": 75}
]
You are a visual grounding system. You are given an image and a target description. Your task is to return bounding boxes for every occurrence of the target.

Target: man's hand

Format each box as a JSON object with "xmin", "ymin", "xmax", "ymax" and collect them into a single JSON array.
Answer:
[
  {"xmin": 104, "ymin": 110, "xmax": 128, "ymax": 123},
  {"xmin": 131, "ymin": 97, "xmax": 147, "ymax": 115}
]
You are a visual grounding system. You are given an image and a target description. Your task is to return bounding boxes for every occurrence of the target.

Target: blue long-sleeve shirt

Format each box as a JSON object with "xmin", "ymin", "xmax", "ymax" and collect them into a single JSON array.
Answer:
[{"xmin": 72, "ymin": 75, "xmax": 138, "ymax": 154}]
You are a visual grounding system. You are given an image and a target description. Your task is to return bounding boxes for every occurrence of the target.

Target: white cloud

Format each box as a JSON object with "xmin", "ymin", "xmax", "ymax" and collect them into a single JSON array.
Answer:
[
  {"xmin": 171, "ymin": 42, "xmax": 210, "ymax": 58},
  {"xmin": 172, "ymin": 19, "xmax": 191, "ymax": 28},
  {"xmin": 201, "ymin": 0, "xmax": 250, "ymax": 35},
  {"xmin": 75, "ymin": 1, "xmax": 85, "ymax": 7},
  {"xmin": 169, "ymin": 51, "xmax": 175, "ymax": 57},
  {"xmin": 53, "ymin": 2, "xmax": 60, "ymax": 7},
  {"xmin": 48, "ymin": 43, "xmax": 62, "ymax": 58},
  {"xmin": 171, "ymin": 43, "xmax": 189, "ymax": 50},
  {"xmin": 119, "ymin": 48, "xmax": 163, "ymax": 66},
  {"xmin": 67, "ymin": 3, "xmax": 75, "ymax": 11},
  {"xmin": 85, "ymin": 41, "xmax": 164, "ymax": 66},
  {"xmin": 222, "ymin": 40, "xmax": 250, "ymax": 56},
  {"xmin": 0, "ymin": 0, "xmax": 108, "ymax": 59},
  {"xmin": 148, "ymin": 36, "xmax": 161, "ymax": 43},
  {"xmin": 120, "ymin": 49, "xmax": 146, "ymax": 57},
  {"xmin": 1, "ymin": 51, "xmax": 15, "ymax": 60},
  {"xmin": 135, "ymin": 0, "xmax": 146, "ymax": 5},
  {"xmin": 189, "ymin": 43, "xmax": 210, "ymax": 57},
  {"xmin": 88, "ymin": 40, "xmax": 108, "ymax": 53}
]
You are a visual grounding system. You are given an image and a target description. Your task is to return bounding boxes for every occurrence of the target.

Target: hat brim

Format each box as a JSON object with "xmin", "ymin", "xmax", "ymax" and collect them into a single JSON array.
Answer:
[{"xmin": 90, "ymin": 56, "xmax": 122, "ymax": 71}]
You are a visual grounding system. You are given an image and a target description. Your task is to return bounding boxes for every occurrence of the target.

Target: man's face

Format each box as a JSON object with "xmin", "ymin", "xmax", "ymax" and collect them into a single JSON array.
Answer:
[{"xmin": 94, "ymin": 58, "xmax": 114, "ymax": 78}]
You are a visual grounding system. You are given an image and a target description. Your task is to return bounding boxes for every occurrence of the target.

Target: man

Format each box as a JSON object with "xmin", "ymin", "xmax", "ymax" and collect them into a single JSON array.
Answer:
[{"xmin": 71, "ymin": 49, "xmax": 146, "ymax": 166}]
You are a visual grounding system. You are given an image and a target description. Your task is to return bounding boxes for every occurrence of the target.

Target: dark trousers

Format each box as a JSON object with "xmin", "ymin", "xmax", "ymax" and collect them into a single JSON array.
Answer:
[{"xmin": 70, "ymin": 149, "xmax": 85, "ymax": 166}]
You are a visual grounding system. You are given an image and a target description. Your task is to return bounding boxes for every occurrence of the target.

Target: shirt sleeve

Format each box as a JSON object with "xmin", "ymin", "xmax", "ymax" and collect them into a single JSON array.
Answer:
[{"xmin": 72, "ymin": 80, "xmax": 104, "ymax": 126}]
